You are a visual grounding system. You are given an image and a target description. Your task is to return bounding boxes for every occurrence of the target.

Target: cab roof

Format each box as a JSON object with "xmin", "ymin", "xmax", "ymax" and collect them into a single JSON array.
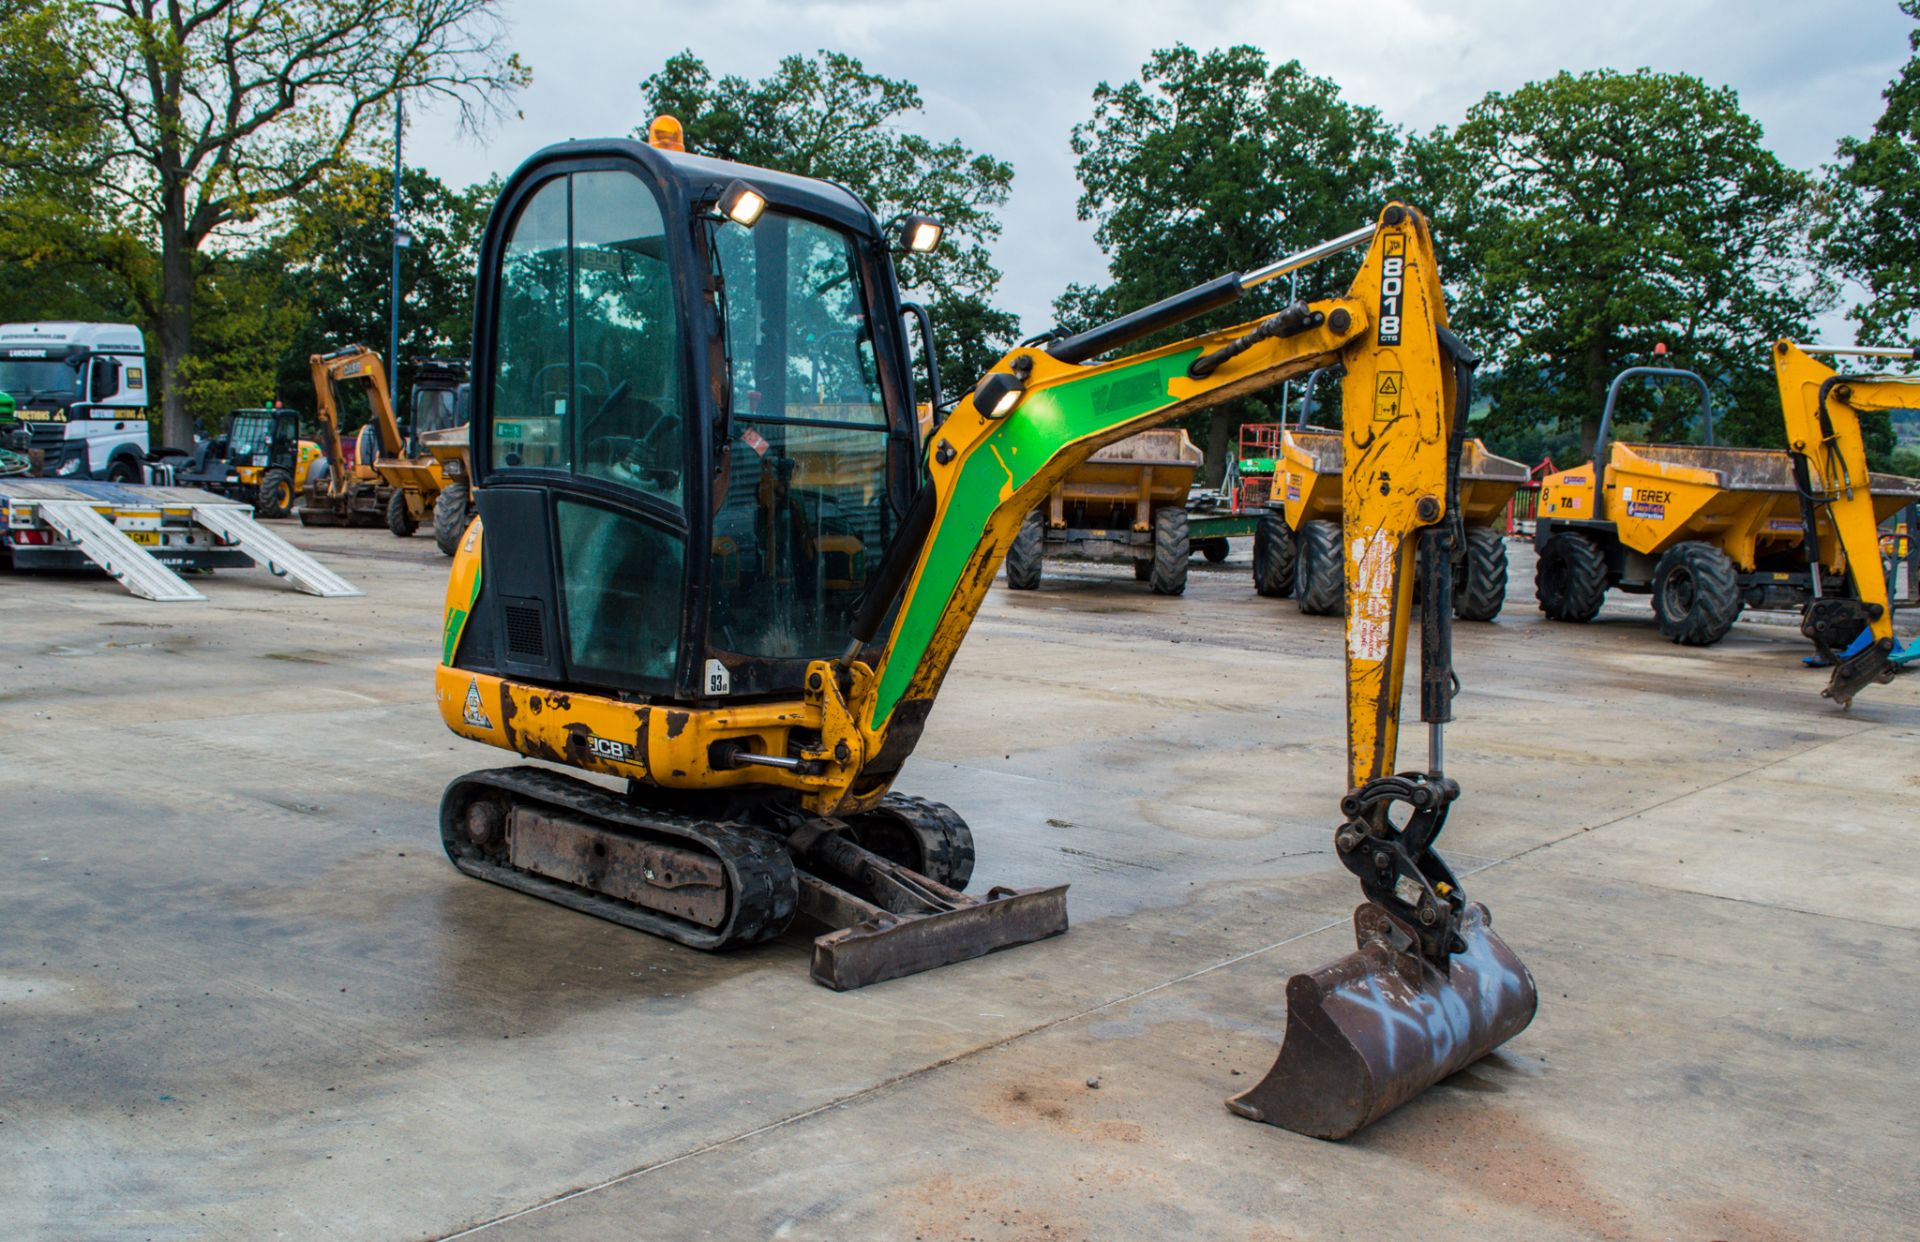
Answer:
[{"xmin": 512, "ymin": 138, "xmax": 883, "ymax": 239}]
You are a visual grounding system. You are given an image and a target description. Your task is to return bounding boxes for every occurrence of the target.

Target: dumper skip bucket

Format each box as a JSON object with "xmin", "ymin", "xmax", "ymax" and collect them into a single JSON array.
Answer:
[{"xmin": 1228, "ymin": 900, "xmax": 1537, "ymax": 1139}]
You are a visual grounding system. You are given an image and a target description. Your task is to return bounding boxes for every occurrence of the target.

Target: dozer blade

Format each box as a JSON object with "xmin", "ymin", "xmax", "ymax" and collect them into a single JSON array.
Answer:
[
  {"xmin": 794, "ymin": 831, "xmax": 1067, "ymax": 990},
  {"xmin": 805, "ymin": 879, "xmax": 1069, "ymax": 991},
  {"xmin": 1227, "ymin": 900, "xmax": 1536, "ymax": 1140}
]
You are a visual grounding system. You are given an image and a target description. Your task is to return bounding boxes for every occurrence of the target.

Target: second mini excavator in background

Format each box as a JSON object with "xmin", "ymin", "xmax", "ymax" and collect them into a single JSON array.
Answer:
[{"xmin": 432, "ymin": 131, "xmax": 1536, "ymax": 1139}]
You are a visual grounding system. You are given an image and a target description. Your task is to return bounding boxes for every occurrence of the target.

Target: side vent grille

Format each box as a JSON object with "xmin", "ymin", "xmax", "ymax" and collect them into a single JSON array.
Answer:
[{"xmin": 503, "ymin": 599, "xmax": 547, "ymax": 661}]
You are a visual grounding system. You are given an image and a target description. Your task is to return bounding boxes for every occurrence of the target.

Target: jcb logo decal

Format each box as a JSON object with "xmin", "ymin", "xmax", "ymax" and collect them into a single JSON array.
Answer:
[
  {"xmin": 585, "ymin": 735, "xmax": 633, "ymax": 762},
  {"xmin": 1377, "ymin": 236, "xmax": 1405, "ymax": 346}
]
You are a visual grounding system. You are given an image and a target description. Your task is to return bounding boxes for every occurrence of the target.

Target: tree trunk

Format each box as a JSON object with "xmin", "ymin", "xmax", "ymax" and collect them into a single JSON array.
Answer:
[
  {"xmin": 1578, "ymin": 336, "xmax": 1609, "ymax": 465},
  {"xmin": 157, "ymin": 206, "xmax": 194, "ymax": 449},
  {"xmin": 1204, "ymin": 407, "xmax": 1235, "ymax": 487}
]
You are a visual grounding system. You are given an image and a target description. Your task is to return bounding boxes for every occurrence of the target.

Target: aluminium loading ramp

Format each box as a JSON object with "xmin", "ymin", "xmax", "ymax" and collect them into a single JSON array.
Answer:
[{"xmin": 1, "ymin": 479, "xmax": 361, "ymax": 602}]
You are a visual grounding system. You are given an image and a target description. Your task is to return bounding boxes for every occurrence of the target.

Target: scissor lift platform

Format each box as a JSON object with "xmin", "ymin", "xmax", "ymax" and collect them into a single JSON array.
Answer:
[{"xmin": 0, "ymin": 479, "xmax": 361, "ymax": 601}]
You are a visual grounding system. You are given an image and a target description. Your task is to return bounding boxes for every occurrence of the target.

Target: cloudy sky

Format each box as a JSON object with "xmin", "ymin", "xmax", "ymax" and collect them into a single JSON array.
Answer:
[{"xmin": 408, "ymin": 0, "xmax": 1913, "ymax": 333}]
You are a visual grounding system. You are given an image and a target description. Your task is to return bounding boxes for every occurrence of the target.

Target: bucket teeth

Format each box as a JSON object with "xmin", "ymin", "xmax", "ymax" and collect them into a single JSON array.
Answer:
[{"xmin": 1227, "ymin": 901, "xmax": 1536, "ymax": 1139}]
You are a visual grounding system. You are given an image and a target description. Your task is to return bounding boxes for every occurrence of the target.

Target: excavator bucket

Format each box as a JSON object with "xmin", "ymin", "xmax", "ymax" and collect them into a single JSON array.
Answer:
[{"xmin": 1227, "ymin": 901, "xmax": 1537, "ymax": 1139}]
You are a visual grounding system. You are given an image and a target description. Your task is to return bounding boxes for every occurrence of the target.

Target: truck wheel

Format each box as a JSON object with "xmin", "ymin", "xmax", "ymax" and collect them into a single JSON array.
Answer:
[
  {"xmin": 433, "ymin": 483, "xmax": 470, "ymax": 556},
  {"xmin": 255, "ymin": 468, "xmax": 294, "ymax": 518},
  {"xmin": 1198, "ymin": 536, "xmax": 1230, "ymax": 563},
  {"xmin": 1149, "ymin": 507, "xmax": 1189, "ymax": 595},
  {"xmin": 106, "ymin": 456, "xmax": 140, "ymax": 484},
  {"xmin": 1535, "ymin": 531, "xmax": 1608, "ymax": 622},
  {"xmin": 1004, "ymin": 510, "xmax": 1043, "ymax": 590},
  {"xmin": 1294, "ymin": 518, "xmax": 1343, "ymax": 615},
  {"xmin": 386, "ymin": 489, "xmax": 419, "ymax": 537},
  {"xmin": 1253, "ymin": 511, "xmax": 1296, "ymax": 598},
  {"xmin": 1453, "ymin": 526, "xmax": 1509, "ymax": 621},
  {"xmin": 1653, "ymin": 541, "xmax": 1742, "ymax": 646}
]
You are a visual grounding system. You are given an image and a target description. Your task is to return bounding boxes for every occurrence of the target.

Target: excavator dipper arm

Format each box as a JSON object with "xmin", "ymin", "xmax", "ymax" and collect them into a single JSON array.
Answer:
[
  {"xmin": 839, "ymin": 205, "xmax": 1536, "ymax": 1137},
  {"xmin": 1775, "ymin": 340, "xmax": 1919, "ymax": 706}
]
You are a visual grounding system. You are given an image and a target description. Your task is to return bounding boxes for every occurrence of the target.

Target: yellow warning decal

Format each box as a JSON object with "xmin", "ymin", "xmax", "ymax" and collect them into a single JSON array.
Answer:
[{"xmin": 1373, "ymin": 372, "xmax": 1403, "ymax": 422}]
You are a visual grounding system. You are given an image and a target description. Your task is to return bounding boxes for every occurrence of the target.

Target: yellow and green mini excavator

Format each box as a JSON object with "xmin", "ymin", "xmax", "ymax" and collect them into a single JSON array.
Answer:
[{"xmin": 432, "ymin": 128, "xmax": 1536, "ymax": 1139}]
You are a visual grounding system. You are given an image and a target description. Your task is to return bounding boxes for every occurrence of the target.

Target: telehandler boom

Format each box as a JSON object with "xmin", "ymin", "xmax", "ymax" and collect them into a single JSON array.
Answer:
[{"xmin": 434, "ymin": 132, "xmax": 1534, "ymax": 1139}]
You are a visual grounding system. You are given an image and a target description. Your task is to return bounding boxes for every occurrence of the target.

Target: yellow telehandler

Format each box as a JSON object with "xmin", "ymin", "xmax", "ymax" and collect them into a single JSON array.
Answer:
[
  {"xmin": 431, "ymin": 130, "xmax": 1535, "ymax": 1139},
  {"xmin": 1534, "ymin": 348, "xmax": 1920, "ymax": 705}
]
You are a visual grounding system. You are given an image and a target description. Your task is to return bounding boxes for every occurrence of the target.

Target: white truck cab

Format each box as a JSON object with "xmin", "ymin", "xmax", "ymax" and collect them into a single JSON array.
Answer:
[{"xmin": 0, "ymin": 322, "xmax": 154, "ymax": 481}]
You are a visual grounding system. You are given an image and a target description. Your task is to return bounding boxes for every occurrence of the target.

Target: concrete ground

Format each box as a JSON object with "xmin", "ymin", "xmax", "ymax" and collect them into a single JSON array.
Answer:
[{"xmin": 2, "ymin": 528, "xmax": 1916, "ymax": 1241}]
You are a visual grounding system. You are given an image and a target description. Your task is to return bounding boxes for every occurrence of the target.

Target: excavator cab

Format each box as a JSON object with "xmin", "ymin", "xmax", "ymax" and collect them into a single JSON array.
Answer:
[{"xmin": 466, "ymin": 144, "xmax": 927, "ymax": 704}]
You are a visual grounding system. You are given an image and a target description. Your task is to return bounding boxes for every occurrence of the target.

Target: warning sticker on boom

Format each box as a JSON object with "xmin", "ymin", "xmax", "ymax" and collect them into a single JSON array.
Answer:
[
  {"xmin": 1374, "ymin": 372, "xmax": 1403, "ymax": 422},
  {"xmin": 1377, "ymin": 235, "xmax": 1405, "ymax": 345}
]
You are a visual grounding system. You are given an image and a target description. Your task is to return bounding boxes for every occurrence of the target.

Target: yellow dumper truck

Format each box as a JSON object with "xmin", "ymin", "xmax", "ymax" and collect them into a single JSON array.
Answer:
[
  {"xmin": 1533, "ymin": 352, "xmax": 1920, "ymax": 705},
  {"xmin": 1251, "ymin": 366, "xmax": 1529, "ymax": 619}
]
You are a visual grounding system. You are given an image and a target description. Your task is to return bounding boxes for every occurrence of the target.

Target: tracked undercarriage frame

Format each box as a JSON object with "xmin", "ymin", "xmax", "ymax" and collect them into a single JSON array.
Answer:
[{"xmin": 441, "ymin": 767, "xmax": 1068, "ymax": 990}]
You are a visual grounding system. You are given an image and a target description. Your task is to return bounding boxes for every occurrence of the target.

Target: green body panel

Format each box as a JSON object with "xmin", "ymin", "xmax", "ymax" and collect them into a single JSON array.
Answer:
[
  {"xmin": 870, "ymin": 348, "xmax": 1201, "ymax": 730},
  {"xmin": 1188, "ymin": 513, "xmax": 1258, "ymax": 539},
  {"xmin": 1238, "ymin": 456, "xmax": 1277, "ymax": 475},
  {"xmin": 442, "ymin": 562, "xmax": 483, "ymax": 666}
]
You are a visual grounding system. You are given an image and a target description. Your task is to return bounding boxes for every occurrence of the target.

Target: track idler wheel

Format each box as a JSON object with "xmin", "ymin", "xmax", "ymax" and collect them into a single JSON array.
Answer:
[{"xmin": 1227, "ymin": 901, "xmax": 1537, "ymax": 1139}]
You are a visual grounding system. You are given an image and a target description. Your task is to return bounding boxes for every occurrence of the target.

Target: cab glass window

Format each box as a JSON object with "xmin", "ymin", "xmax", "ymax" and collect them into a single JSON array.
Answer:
[
  {"xmin": 706, "ymin": 213, "xmax": 898, "ymax": 671},
  {"xmin": 488, "ymin": 170, "xmax": 685, "ymax": 507},
  {"xmin": 490, "ymin": 178, "xmax": 570, "ymax": 471},
  {"xmin": 555, "ymin": 497, "xmax": 684, "ymax": 685}
]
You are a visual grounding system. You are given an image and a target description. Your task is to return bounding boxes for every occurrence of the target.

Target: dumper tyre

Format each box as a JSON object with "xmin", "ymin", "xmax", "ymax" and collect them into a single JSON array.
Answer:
[
  {"xmin": 1453, "ymin": 525, "xmax": 1509, "ymax": 621},
  {"xmin": 846, "ymin": 794, "xmax": 976, "ymax": 891},
  {"xmin": 1005, "ymin": 510, "xmax": 1044, "ymax": 590},
  {"xmin": 255, "ymin": 468, "xmax": 294, "ymax": 518},
  {"xmin": 1294, "ymin": 519, "xmax": 1343, "ymax": 615},
  {"xmin": 1536, "ymin": 531, "xmax": 1607, "ymax": 622},
  {"xmin": 1653, "ymin": 541, "xmax": 1742, "ymax": 646},
  {"xmin": 387, "ymin": 488, "xmax": 418, "ymax": 538},
  {"xmin": 1150, "ymin": 506, "xmax": 1189, "ymax": 595},
  {"xmin": 434, "ymin": 482, "xmax": 470, "ymax": 556},
  {"xmin": 1253, "ymin": 511, "xmax": 1296, "ymax": 598},
  {"xmin": 1200, "ymin": 536, "xmax": 1230, "ymax": 563}
]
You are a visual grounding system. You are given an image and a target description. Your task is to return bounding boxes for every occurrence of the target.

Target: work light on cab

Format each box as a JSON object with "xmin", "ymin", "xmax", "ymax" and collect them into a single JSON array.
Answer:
[{"xmin": 718, "ymin": 179, "xmax": 767, "ymax": 227}]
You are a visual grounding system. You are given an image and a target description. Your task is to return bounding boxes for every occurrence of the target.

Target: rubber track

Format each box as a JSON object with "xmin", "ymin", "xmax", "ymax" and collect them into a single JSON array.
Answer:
[
  {"xmin": 440, "ymin": 767, "xmax": 798, "ymax": 950},
  {"xmin": 852, "ymin": 793, "xmax": 976, "ymax": 890}
]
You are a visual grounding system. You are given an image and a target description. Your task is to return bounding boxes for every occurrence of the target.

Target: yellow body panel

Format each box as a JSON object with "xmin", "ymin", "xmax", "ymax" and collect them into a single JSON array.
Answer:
[{"xmin": 1277, "ymin": 428, "xmax": 1524, "ymax": 532}]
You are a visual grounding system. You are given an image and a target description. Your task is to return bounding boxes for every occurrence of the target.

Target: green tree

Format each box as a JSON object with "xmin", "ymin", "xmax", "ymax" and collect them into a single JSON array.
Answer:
[
  {"xmin": 1823, "ymin": 1, "xmax": 1920, "ymax": 349},
  {"xmin": 1410, "ymin": 69, "xmax": 1829, "ymax": 461},
  {"xmin": 1065, "ymin": 45, "xmax": 1404, "ymax": 479},
  {"xmin": 638, "ymin": 49, "xmax": 1019, "ymax": 398},
  {"xmin": 60, "ymin": 0, "xmax": 527, "ymax": 447},
  {"xmin": 0, "ymin": 0, "xmax": 147, "ymax": 328},
  {"xmin": 268, "ymin": 162, "xmax": 497, "ymax": 414}
]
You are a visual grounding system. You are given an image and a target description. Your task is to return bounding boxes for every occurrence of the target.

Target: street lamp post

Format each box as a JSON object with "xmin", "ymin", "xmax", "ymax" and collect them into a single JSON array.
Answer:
[{"xmin": 388, "ymin": 94, "xmax": 406, "ymax": 393}]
